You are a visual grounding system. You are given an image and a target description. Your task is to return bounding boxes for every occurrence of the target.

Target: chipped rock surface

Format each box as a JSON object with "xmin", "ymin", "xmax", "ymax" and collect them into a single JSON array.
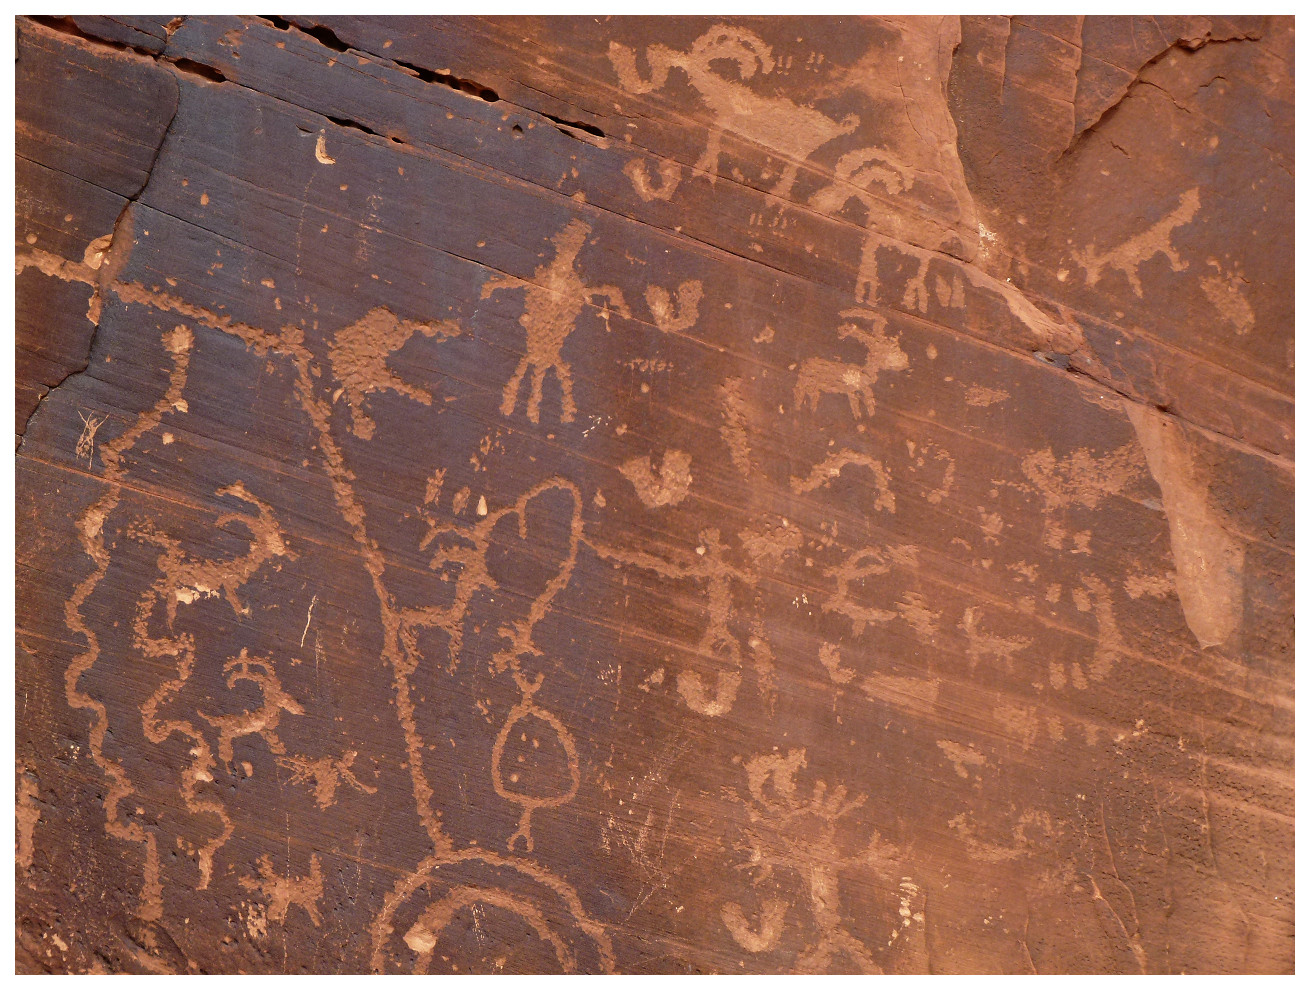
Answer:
[{"xmin": 14, "ymin": 15, "xmax": 1292, "ymax": 974}]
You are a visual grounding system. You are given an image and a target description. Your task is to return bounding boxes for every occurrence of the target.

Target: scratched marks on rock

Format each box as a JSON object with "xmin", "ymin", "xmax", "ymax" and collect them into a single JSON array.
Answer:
[
  {"xmin": 31, "ymin": 12, "xmax": 1282, "ymax": 975},
  {"xmin": 720, "ymin": 749, "xmax": 924, "ymax": 973}
]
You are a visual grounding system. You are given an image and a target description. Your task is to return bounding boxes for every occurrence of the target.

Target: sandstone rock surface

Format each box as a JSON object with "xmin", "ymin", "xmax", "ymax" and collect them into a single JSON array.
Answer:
[{"xmin": 15, "ymin": 15, "xmax": 1293, "ymax": 974}]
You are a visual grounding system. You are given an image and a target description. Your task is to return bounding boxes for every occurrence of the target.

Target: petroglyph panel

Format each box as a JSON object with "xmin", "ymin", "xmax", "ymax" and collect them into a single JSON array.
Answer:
[{"xmin": 15, "ymin": 14, "xmax": 1292, "ymax": 974}]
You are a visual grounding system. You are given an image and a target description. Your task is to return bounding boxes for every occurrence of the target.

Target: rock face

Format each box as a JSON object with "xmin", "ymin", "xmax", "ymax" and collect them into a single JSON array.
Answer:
[{"xmin": 14, "ymin": 15, "xmax": 1292, "ymax": 974}]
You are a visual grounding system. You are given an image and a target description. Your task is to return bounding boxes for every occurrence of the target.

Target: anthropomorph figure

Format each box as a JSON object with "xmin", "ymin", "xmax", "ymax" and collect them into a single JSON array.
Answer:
[{"xmin": 481, "ymin": 219, "xmax": 629, "ymax": 425}]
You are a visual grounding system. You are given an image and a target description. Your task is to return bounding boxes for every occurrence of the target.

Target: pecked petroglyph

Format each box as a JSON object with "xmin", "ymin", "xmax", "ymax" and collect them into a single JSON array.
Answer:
[
  {"xmin": 818, "ymin": 642, "xmax": 858, "ymax": 685},
  {"xmin": 937, "ymin": 739, "xmax": 986, "ymax": 780},
  {"xmin": 16, "ymin": 767, "xmax": 40, "ymax": 871},
  {"xmin": 24, "ymin": 15, "xmax": 1294, "ymax": 975},
  {"xmin": 793, "ymin": 310, "xmax": 908, "ymax": 420},
  {"xmin": 119, "ymin": 476, "xmax": 297, "ymax": 893},
  {"xmin": 905, "ymin": 440, "xmax": 955, "ymax": 505},
  {"xmin": 722, "ymin": 897, "xmax": 788, "ymax": 953},
  {"xmin": 128, "ymin": 481, "xmax": 292, "ymax": 627},
  {"xmin": 791, "ymin": 451, "xmax": 895, "ymax": 512},
  {"xmin": 491, "ymin": 674, "xmax": 581, "ymax": 854},
  {"xmin": 314, "ymin": 130, "xmax": 335, "ymax": 166},
  {"xmin": 722, "ymin": 749, "xmax": 917, "ymax": 973},
  {"xmin": 328, "ymin": 307, "xmax": 462, "ymax": 440},
  {"xmin": 278, "ymin": 750, "xmax": 377, "ymax": 809},
  {"xmin": 821, "ymin": 547, "xmax": 900, "ymax": 634},
  {"xmin": 645, "ymin": 279, "xmax": 703, "ymax": 334},
  {"xmin": 1018, "ymin": 441, "xmax": 1145, "ymax": 551},
  {"xmin": 719, "ymin": 377, "xmax": 752, "ymax": 476},
  {"xmin": 1074, "ymin": 188, "xmax": 1201, "ymax": 297},
  {"xmin": 16, "ymin": 243, "xmax": 110, "ymax": 323},
  {"xmin": 894, "ymin": 591, "xmax": 940, "ymax": 642},
  {"xmin": 619, "ymin": 448, "xmax": 693, "ymax": 508},
  {"xmin": 200, "ymin": 650, "xmax": 305, "ymax": 764},
  {"xmin": 1124, "ymin": 567, "xmax": 1174, "ymax": 601},
  {"xmin": 413, "ymin": 478, "xmax": 586, "ymax": 852},
  {"xmin": 965, "ymin": 385, "xmax": 1009, "ymax": 408},
  {"xmin": 738, "ymin": 516, "xmax": 802, "ymax": 570},
  {"xmin": 63, "ymin": 323, "xmax": 196, "ymax": 920},
  {"xmin": 412, "ymin": 478, "xmax": 583, "ymax": 671},
  {"xmin": 1200, "ymin": 262, "xmax": 1255, "ymax": 336},
  {"xmin": 239, "ymin": 853, "xmax": 324, "ymax": 927},
  {"xmin": 371, "ymin": 853, "xmax": 616, "ymax": 973},
  {"xmin": 850, "ymin": 232, "xmax": 1080, "ymax": 354},
  {"xmin": 959, "ymin": 607, "xmax": 1031, "ymax": 672},
  {"xmin": 481, "ymin": 219, "xmax": 629, "ymax": 424},
  {"xmin": 609, "ymin": 25, "xmax": 858, "ymax": 198},
  {"xmin": 55, "ymin": 280, "xmax": 613, "ymax": 959},
  {"xmin": 810, "ymin": 146, "xmax": 916, "ymax": 211},
  {"xmin": 1124, "ymin": 402, "xmax": 1244, "ymax": 648},
  {"xmin": 624, "ymin": 158, "xmax": 682, "ymax": 202},
  {"xmin": 1072, "ymin": 575, "xmax": 1126, "ymax": 682},
  {"xmin": 588, "ymin": 528, "xmax": 770, "ymax": 718},
  {"xmin": 404, "ymin": 886, "xmax": 573, "ymax": 970}
]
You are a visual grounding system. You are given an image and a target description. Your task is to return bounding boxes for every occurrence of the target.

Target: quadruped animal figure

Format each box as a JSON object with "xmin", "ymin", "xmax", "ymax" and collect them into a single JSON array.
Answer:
[
  {"xmin": 610, "ymin": 25, "xmax": 859, "ymax": 199},
  {"xmin": 793, "ymin": 310, "xmax": 909, "ymax": 420}
]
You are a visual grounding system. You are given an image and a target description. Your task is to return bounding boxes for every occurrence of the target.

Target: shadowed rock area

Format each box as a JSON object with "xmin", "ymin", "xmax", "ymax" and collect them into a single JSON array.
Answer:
[{"xmin": 15, "ymin": 14, "xmax": 1292, "ymax": 974}]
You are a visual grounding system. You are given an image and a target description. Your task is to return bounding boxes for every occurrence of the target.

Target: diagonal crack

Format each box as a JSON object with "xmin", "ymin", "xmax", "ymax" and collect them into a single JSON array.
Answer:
[
  {"xmin": 1059, "ymin": 29, "xmax": 1264, "ymax": 163},
  {"xmin": 19, "ymin": 15, "xmax": 1291, "ymax": 468},
  {"xmin": 16, "ymin": 63, "xmax": 182, "ymax": 451}
]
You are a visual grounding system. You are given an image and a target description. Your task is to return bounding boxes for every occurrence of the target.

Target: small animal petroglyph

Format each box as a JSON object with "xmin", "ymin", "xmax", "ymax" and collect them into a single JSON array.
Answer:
[
  {"xmin": 905, "ymin": 440, "xmax": 955, "ymax": 505},
  {"xmin": 959, "ymin": 607, "xmax": 1031, "ymax": 671},
  {"xmin": 737, "ymin": 517, "xmax": 802, "ymax": 570},
  {"xmin": 620, "ymin": 448, "xmax": 693, "ymax": 508},
  {"xmin": 481, "ymin": 219, "xmax": 629, "ymax": 424},
  {"xmin": 239, "ymin": 853, "xmax": 324, "ymax": 926},
  {"xmin": 1074, "ymin": 187, "xmax": 1200, "ymax": 297},
  {"xmin": 793, "ymin": 310, "xmax": 908, "ymax": 420},
  {"xmin": 278, "ymin": 750, "xmax": 377, "ymax": 809},
  {"xmin": 821, "ymin": 547, "xmax": 899, "ymax": 634},
  {"xmin": 609, "ymin": 26, "xmax": 858, "ymax": 198},
  {"xmin": 328, "ymin": 307, "xmax": 461, "ymax": 440},
  {"xmin": 937, "ymin": 739, "xmax": 986, "ymax": 780},
  {"xmin": 818, "ymin": 642, "xmax": 857, "ymax": 685},
  {"xmin": 128, "ymin": 481, "xmax": 292, "ymax": 627},
  {"xmin": 722, "ymin": 898, "xmax": 788, "ymax": 953},
  {"xmin": 644, "ymin": 280, "xmax": 703, "ymax": 334},
  {"xmin": 964, "ymin": 385, "xmax": 1009, "ymax": 408},
  {"xmin": 856, "ymin": 239, "xmax": 934, "ymax": 313}
]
